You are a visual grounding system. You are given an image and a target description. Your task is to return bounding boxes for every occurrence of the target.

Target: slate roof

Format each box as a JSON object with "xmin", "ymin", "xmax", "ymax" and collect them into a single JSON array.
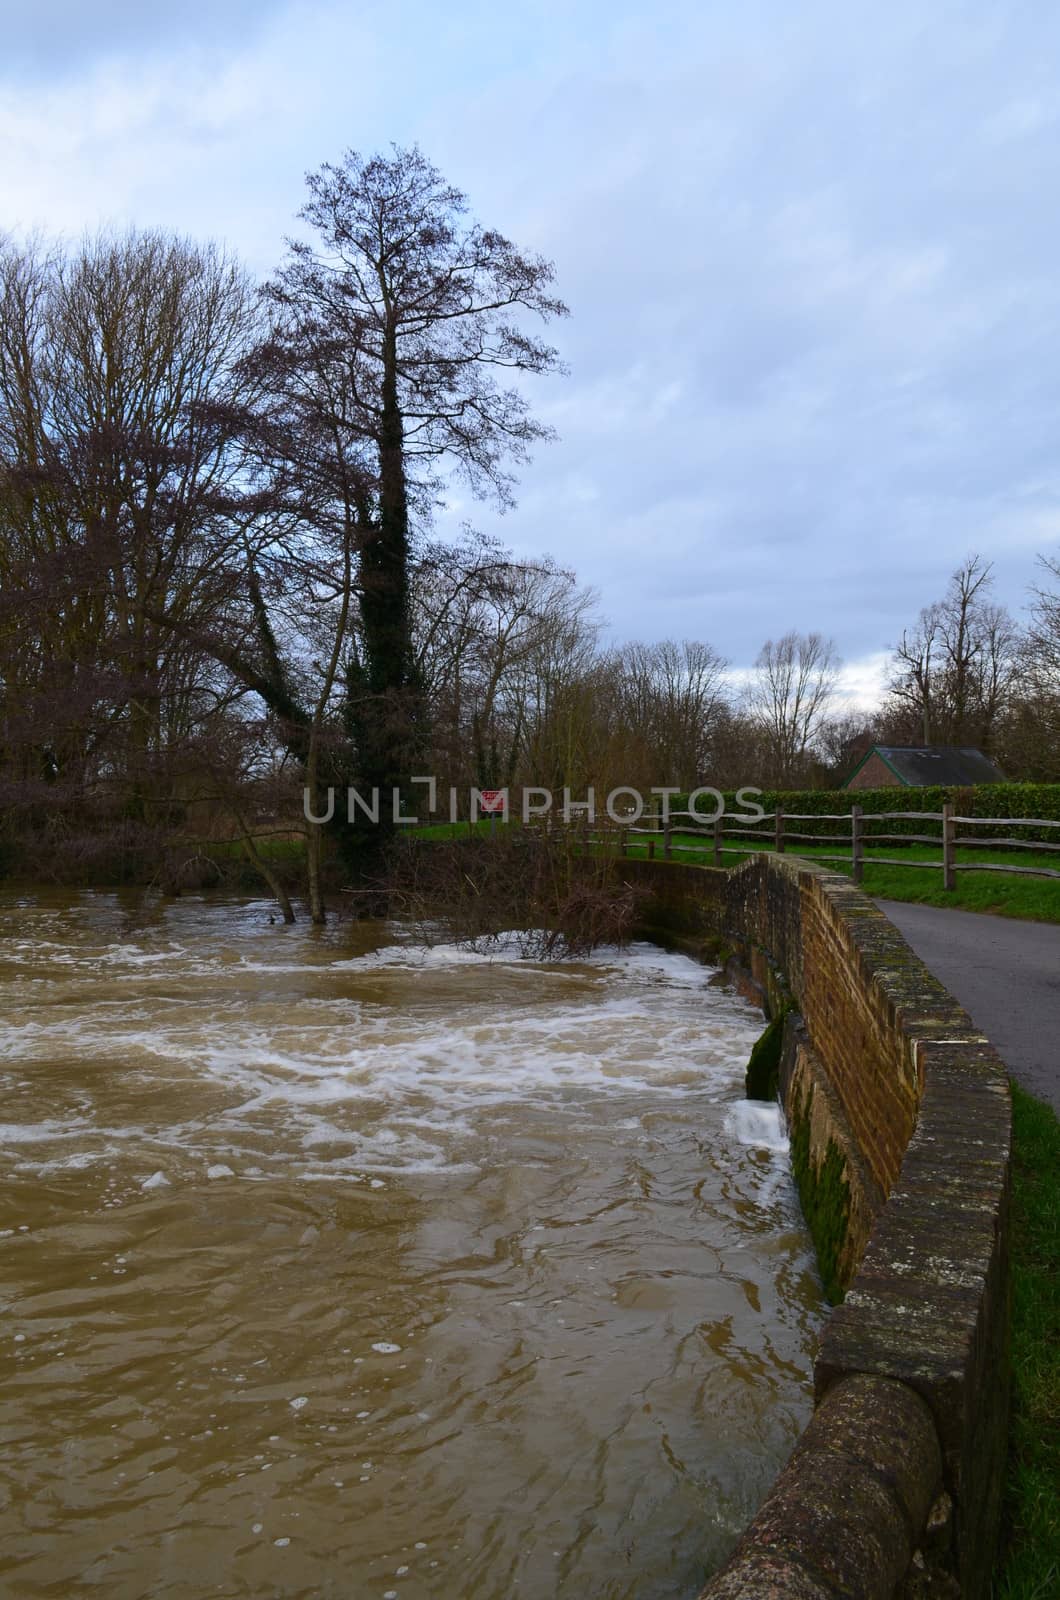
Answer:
[{"xmin": 846, "ymin": 746, "xmax": 1006, "ymax": 787}]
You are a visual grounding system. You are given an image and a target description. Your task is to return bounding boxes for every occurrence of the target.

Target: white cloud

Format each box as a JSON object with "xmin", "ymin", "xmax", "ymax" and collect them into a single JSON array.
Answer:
[{"xmin": 835, "ymin": 652, "xmax": 892, "ymax": 711}]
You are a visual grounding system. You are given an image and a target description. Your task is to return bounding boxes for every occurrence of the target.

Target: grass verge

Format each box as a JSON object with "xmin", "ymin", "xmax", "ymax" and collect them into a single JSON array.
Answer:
[
  {"xmin": 202, "ymin": 823, "xmax": 1060, "ymax": 922},
  {"xmin": 630, "ymin": 833, "xmax": 1060, "ymax": 923},
  {"xmin": 994, "ymin": 1082, "xmax": 1060, "ymax": 1597}
]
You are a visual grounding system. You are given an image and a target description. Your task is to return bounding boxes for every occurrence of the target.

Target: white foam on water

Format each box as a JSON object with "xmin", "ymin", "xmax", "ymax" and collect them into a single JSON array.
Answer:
[
  {"xmin": 725, "ymin": 1099, "xmax": 790, "ymax": 1154},
  {"xmin": 0, "ymin": 900, "xmax": 776, "ymax": 1188},
  {"xmin": 0, "ymin": 1120, "xmax": 83, "ymax": 1144}
]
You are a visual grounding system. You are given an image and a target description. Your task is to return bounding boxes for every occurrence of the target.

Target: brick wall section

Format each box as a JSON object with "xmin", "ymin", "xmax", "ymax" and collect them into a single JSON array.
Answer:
[
  {"xmin": 779, "ymin": 1022, "xmax": 884, "ymax": 1291},
  {"xmin": 847, "ymin": 751, "xmax": 904, "ymax": 789},
  {"xmin": 620, "ymin": 854, "xmax": 1011, "ymax": 1599}
]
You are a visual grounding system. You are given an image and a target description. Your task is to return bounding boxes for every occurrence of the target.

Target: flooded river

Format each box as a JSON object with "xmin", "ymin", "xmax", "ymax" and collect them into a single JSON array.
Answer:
[{"xmin": 0, "ymin": 893, "xmax": 821, "ymax": 1599}]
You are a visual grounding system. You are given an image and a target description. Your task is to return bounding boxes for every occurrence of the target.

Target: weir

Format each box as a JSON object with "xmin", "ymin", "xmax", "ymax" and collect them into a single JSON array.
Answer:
[{"xmin": 629, "ymin": 855, "xmax": 1011, "ymax": 1598}]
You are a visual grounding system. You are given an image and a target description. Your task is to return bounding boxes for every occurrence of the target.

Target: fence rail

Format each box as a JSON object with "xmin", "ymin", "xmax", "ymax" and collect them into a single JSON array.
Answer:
[{"xmin": 578, "ymin": 804, "xmax": 1060, "ymax": 888}]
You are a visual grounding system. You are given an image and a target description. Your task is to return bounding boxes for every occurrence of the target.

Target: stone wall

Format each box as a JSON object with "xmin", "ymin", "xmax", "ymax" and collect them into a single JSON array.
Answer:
[{"xmin": 624, "ymin": 854, "xmax": 1011, "ymax": 1599}]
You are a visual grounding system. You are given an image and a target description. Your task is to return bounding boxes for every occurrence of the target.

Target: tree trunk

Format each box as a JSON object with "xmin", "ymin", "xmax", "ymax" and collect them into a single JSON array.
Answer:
[
  {"xmin": 358, "ymin": 322, "xmax": 420, "ymax": 800},
  {"xmin": 306, "ymin": 820, "xmax": 325, "ymax": 924},
  {"xmin": 237, "ymin": 825, "xmax": 296, "ymax": 924}
]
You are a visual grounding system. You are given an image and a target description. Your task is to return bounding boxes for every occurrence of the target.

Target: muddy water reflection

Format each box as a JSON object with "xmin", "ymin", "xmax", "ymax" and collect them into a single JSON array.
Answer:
[{"xmin": 0, "ymin": 893, "xmax": 822, "ymax": 1599}]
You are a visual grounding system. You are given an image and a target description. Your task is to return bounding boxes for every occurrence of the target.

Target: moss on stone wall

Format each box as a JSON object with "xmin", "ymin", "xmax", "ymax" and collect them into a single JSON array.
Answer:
[
  {"xmin": 789, "ymin": 1084, "xmax": 851, "ymax": 1305},
  {"xmin": 745, "ymin": 1012, "xmax": 785, "ymax": 1100}
]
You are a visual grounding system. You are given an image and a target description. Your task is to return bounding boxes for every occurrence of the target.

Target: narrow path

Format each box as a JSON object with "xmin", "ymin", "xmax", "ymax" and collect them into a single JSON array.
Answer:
[{"xmin": 876, "ymin": 899, "xmax": 1060, "ymax": 1116}]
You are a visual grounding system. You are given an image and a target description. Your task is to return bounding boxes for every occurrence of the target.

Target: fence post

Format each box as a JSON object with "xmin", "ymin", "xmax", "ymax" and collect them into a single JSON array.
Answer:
[
  {"xmin": 851, "ymin": 805, "xmax": 863, "ymax": 885},
  {"xmin": 663, "ymin": 817, "xmax": 673, "ymax": 861},
  {"xmin": 647, "ymin": 837, "xmax": 655, "ymax": 862},
  {"xmin": 619, "ymin": 827, "xmax": 627, "ymax": 859},
  {"xmin": 713, "ymin": 813, "xmax": 722, "ymax": 868},
  {"xmin": 775, "ymin": 806, "xmax": 785, "ymax": 855},
  {"xmin": 942, "ymin": 802, "xmax": 955, "ymax": 891}
]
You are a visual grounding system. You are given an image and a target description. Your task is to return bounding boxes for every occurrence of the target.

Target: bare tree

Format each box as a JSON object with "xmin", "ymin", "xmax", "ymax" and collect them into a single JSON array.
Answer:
[
  {"xmin": 890, "ymin": 606, "xmax": 941, "ymax": 746},
  {"xmin": 885, "ymin": 555, "xmax": 1017, "ymax": 752},
  {"xmin": 407, "ymin": 528, "xmax": 604, "ymax": 797},
  {"xmin": 999, "ymin": 552, "xmax": 1060, "ymax": 780},
  {"xmin": 1027, "ymin": 552, "xmax": 1060, "ymax": 683},
  {"xmin": 475, "ymin": 561, "xmax": 600, "ymax": 791},
  {"xmin": 0, "ymin": 230, "xmax": 258, "ymax": 819},
  {"xmin": 746, "ymin": 631, "xmax": 840, "ymax": 786},
  {"xmin": 263, "ymin": 145, "xmax": 568, "ymax": 832},
  {"xmin": 615, "ymin": 638, "xmax": 728, "ymax": 790},
  {"xmin": 815, "ymin": 710, "xmax": 884, "ymax": 784},
  {"xmin": 410, "ymin": 528, "xmax": 512, "ymax": 782}
]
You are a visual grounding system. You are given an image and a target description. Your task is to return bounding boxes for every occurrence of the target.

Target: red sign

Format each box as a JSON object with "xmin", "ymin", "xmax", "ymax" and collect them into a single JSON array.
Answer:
[{"xmin": 478, "ymin": 789, "xmax": 506, "ymax": 815}]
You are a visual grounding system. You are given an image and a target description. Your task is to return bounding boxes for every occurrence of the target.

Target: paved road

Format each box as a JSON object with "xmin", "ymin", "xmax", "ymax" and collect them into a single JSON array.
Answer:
[{"xmin": 876, "ymin": 900, "xmax": 1060, "ymax": 1116}]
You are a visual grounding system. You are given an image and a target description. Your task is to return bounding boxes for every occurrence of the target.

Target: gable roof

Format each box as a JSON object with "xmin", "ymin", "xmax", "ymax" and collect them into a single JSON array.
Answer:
[{"xmin": 845, "ymin": 746, "xmax": 1006, "ymax": 788}]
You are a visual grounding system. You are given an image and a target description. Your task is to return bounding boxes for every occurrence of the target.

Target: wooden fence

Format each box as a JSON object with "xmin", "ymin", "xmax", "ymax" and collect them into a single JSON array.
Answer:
[{"xmin": 589, "ymin": 805, "xmax": 1060, "ymax": 889}]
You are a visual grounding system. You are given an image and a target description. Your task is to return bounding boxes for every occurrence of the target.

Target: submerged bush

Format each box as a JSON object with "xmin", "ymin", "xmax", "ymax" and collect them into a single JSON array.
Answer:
[{"xmin": 380, "ymin": 829, "xmax": 647, "ymax": 957}]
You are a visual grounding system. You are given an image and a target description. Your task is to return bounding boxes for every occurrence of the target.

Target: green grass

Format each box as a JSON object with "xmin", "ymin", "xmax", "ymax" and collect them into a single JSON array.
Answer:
[
  {"xmin": 404, "ymin": 820, "xmax": 1060, "ymax": 920},
  {"xmin": 201, "ymin": 836, "xmax": 307, "ymax": 864},
  {"xmin": 201, "ymin": 822, "xmax": 1060, "ymax": 922},
  {"xmin": 622, "ymin": 832, "xmax": 1060, "ymax": 923},
  {"xmin": 995, "ymin": 1083, "xmax": 1060, "ymax": 1597},
  {"xmin": 412, "ymin": 819, "xmax": 499, "ymax": 841}
]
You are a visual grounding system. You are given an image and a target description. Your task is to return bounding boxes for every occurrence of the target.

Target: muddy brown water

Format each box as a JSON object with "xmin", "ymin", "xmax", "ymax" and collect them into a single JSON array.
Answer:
[{"xmin": 0, "ymin": 892, "xmax": 822, "ymax": 1599}]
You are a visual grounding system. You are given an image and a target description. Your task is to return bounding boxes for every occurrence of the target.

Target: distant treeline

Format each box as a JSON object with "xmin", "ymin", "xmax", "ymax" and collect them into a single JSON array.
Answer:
[{"xmin": 1, "ymin": 150, "xmax": 1058, "ymax": 914}]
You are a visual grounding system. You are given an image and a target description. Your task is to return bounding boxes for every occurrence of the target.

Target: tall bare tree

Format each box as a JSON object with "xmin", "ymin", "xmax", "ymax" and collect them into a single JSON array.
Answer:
[
  {"xmin": 263, "ymin": 145, "xmax": 568, "ymax": 835},
  {"xmin": 886, "ymin": 555, "xmax": 1017, "ymax": 752},
  {"xmin": 746, "ymin": 630, "xmax": 840, "ymax": 786}
]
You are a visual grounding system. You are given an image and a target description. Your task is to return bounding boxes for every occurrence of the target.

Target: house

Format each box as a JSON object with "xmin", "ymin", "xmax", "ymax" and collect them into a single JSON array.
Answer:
[{"xmin": 843, "ymin": 746, "xmax": 1006, "ymax": 791}]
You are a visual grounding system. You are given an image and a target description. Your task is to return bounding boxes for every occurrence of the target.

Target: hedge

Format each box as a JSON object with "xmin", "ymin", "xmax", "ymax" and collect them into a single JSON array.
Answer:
[{"xmin": 665, "ymin": 783, "xmax": 1060, "ymax": 844}]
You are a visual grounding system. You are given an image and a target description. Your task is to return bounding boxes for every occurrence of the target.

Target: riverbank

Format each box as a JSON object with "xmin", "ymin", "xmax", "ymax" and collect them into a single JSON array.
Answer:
[
  {"xmin": 415, "ymin": 823, "xmax": 1060, "ymax": 922},
  {"xmin": 4, "ymin": 822, "xmax": 1057, "ymax": 923},
  {"xmin": 627, "ymin": 832, "xmax": 1060, "ymax": 924}
]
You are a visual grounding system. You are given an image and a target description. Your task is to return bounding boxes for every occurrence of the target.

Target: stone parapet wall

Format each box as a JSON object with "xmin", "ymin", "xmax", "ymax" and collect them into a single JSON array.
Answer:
[{"xmin": 622, "ymin": 855, "xmax": 1011, "ymax": 1598}]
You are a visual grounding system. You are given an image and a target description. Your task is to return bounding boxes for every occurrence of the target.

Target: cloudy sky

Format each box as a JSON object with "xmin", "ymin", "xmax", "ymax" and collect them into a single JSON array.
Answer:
[{"xmin": 3, "ymin": 1, "xmax": 1059, "ymax": 701}]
